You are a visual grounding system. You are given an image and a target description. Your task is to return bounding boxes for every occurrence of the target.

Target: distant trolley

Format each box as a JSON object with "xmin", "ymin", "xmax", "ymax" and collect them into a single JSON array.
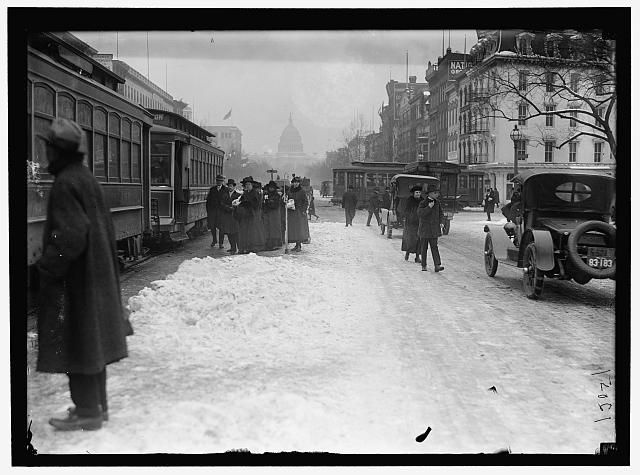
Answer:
[{"xmin": 331, "ymin": 161, "xmax": 406, "ymax": 209}]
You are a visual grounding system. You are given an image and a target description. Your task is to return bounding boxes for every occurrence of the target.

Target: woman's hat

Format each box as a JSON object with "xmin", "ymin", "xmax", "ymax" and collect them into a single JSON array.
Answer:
[
  {"xmin": 410, "ymin": 185, "xmax": 423, "ymax": 193},
  {"xmin": 241, "ymin": 176, "xmax": 254, "ymax": 184},
  {"xmin": 265, "ymin": 180, "xmax": 280, "ymax": 189},
  {"xmin": 291, "ymin": 176, "xmax": 301, "ymax": 183},
  {"xmin": 227, "ymin": 178, "xmax": 236, "ymax": 186}
]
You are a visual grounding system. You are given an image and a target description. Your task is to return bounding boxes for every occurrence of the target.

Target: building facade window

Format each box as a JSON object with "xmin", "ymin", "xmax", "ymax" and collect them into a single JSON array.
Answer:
[
  {"xmin": 569, "ymin": 141, "xmax": 577, "ymax": 162},
  {"xmin": 518, "ymin": 104, "xmax": 528, "ymax": 126},
  {"xmin": 517, "ymin": 139, "xmax": 527, "ymax": 161},
  {"xmin": 544, "ymin": 141, "xmax": 555, "ymax": 163},
  {"xmin": 518, "ymin": 71, "xmax": 528, "ymax": 91},
  {"xmin": 595, "ymin": 74, "xmax": 605, "ymax": 95},
  {"xmin": 545, "ymin": 71, "xmax": 555, "ymax": 92},
  {"xmin": 594, "ymin": 142, "xmax": 603, "ymax": 162},
  {"xmin": 569, "ymin": 110, "xmax": 578, "ymax": 127},
  {"xmin": 545, "ymin": 105, "xmax": 555, "ymax": 126},
  {"xmin": 570, "ymin": 73, "xmax": 579, "ymax": 92}
]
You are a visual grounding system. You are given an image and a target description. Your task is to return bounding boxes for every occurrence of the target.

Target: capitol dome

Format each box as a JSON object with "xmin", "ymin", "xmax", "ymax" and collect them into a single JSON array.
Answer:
[{"xmin": 277, "ymin": 113, "xmax": 304, "ymax": 154}]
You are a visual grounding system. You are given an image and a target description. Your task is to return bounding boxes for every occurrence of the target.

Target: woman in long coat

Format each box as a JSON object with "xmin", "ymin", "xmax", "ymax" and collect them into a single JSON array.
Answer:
[
  {"xmin": 234, "ymin": 176, "xmax": 265, "ymax": 253},
  {"xmin": 287, "ymin": 177, "xmax": 309, "ymax": 252},
  {"xmin": 218, "ymin": 178, "xmax": 241, "ymax": 254},
  {"xmin": 262, "ymin": 180, "xmax": 283, "ymax": 251},
  {"xmin": 401, "ymin": 185, "xmax": 422, "ymax": 263}
]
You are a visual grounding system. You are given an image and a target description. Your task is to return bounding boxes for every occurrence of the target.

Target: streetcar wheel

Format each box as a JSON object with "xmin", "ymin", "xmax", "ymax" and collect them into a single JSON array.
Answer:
[
  {"xmin": 523, "ymin": 242, "xmax": 544, "ymax": 299},
  {"xmin": 484, "ymin": 234, "xmax": 498, "ymax": 277}
]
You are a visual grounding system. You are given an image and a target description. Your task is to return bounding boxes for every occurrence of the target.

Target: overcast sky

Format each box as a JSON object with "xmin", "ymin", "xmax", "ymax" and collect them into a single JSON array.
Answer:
[{"xmin": 73, "ymin": 30, "xmax": 477, "ymax": 157}]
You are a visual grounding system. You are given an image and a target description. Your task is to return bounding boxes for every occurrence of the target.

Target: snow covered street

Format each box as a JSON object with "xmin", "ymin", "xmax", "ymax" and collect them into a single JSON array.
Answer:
[{"xmin": 26, "ymin": 200, "xmax": 616, "ymax": 455}]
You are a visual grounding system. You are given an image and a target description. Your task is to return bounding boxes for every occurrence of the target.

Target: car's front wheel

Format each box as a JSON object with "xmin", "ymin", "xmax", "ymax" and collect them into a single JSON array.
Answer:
[
  {"xmin": 484, "ymin": 234, "xmax": 498, "ymax": 277},
  {"xmin": 523, "ymin": 242, "xmax": 544, "ymax": 299}
]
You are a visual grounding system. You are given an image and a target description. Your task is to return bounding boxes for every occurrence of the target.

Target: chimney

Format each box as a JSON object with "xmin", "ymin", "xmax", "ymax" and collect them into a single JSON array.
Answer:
[{"xmin": 409, "ymin": 76, "xmax": 417, "ymax": 83}]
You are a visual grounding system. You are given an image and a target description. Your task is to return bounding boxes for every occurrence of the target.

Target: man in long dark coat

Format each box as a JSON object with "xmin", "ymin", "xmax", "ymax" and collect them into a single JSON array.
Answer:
[
  {"xmin": 287, "ymin": 176, "xmax": 309, "ymax": 252},
  {"xmin": 36, "ymin": 118, "xmax": 129, "ymax": 431},
  {"xmin": 341, "ymin": 185, "xmax": 358, "ymax": 227},
  {"xmin": 381, "ymin": 186, "xmax": 392, "ymax": 210},
  {"xmin": 483, "ymin": 187, "xmax": 496, "ymax": 221},
  {"xmin": 417, "ymin": 184, "xmax": 446, "ymax": 272},
  {"xmin": 206, "ymin": 174, "xmax": 226, "ymax": 248},
  {"xmin": 218, "ymin": 178, "xmax": 241, "ymax": 254},
  {"xmin": 262, "ymin": 180, "xmax": 283, "ymax": 251},
  {"xmin": 401, "ymin": 185, "xmax": 422, "ymax": 263},
  {"xmin": 366, "ymin": 189, "xmax": 382, "ymax": 226},
  {"xmin": 234, "ymin": 176, "xmax": 264, "ymax": 253}
]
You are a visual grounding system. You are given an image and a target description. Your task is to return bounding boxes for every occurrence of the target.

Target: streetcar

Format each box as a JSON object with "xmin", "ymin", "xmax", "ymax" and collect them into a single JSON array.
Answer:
[{"xmin": 331, "ymin": 161, "xmax": 406, "ymax": 209}]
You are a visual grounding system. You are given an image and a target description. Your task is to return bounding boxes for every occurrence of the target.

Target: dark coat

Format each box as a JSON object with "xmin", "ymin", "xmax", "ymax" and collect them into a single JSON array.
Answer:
[
  {"xmin": 236, "ymin": 188, "xmax": 264, "ymax": 251},
  {"xmin": 308, "ymin": 195, "xmax": 316, "ymax": 215},
  {"xmin": 368, "ymin": 193, "xmax": 381, "ymax": 212},
  {"xmin": 342, "ymin": 190, "xmax": 358, "ymax": 210},
  {"xmin": 401, "ymin": 196, "xmax": 421, "ymax": 252},
  {"xmin": 219, "ymin": 189, "xmax": 241, "ymax": 235},
  {"xmin": 36, "ymin": 158, "xmax": 128, "ymax": 374},
  {"xmin": 206, "ymin": 185, "xmax": 226, "ymax": 228},
  {"xmin": 287, "ymin": 186, "xmax": 309, "ymax": 242},
  {"xmin": 381, "ymin": 192, "xmax": 392, "ymax": 210},
  {"xmin": 483, "ymin": 190, "xmax": 496, "ymax": 213},
  {"xmin": 262, "ymin": 191, "xmax": 282, "ymax": 242},
  {"xmin": 417, "ymin": 198, "xmax": 445, "ymax": 238}
]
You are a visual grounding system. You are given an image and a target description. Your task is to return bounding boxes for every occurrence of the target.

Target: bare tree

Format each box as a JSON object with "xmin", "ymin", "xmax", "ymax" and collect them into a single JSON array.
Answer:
[{"xmin": 468, "ymin": 33, "xmax": 616, "ymax": 159}]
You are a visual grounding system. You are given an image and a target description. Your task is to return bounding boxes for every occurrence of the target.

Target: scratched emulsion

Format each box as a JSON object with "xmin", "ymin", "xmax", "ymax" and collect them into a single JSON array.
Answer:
[{"xmin": 26, "ymin": 209, "xmax": 615, "ymax": 454}]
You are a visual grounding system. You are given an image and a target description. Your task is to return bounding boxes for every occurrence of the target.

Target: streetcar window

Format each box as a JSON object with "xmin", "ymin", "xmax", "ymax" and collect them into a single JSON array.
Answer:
[
  {"xmin": 151, "ymin": 142, "xmax": 172, "ymax": 186},
  {"xmin": 57, "ymin": 93, "xmax": 76, "ymax": 120},
  {"xmin": 121, "ymin": 141, "xmax": 131, "ymax": 180},
  {"xmin": 34, "ymin": 84, "xmax": 55, "ymax": 116},
  {"xmin": 78, "ymin": 101, "xmax": 92, "ymax": 127},
  {"xmin": 93, "ymin": 133, "xmax": 107, "ymax": 179},
  {"xmin": 131, "ymin": 143, "xmax": 141, "ymax": 182}
]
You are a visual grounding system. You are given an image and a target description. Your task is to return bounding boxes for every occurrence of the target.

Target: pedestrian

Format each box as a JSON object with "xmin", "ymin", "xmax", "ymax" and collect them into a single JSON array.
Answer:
[
  {"xmin": 206, "ymin": 174, "xmax": 226, "ymax": 248},
  {"xmin": 308, "ymin": 193, "xmax": 319, "ymax": 221},
  {"xmin": 342, "ymin": 185, "xmax": 358, "ymax": 227},
  {"xmin": 286, "ymin": 176, "xmax": 309, "ymax": 251},
  {"xmin": 402, "ymin": 185, "xmax": 422, "ymax": 263},
  {"xmin": 417, "ymin": 184, "xmax": 446, "ymax": 272},
  {"xmin": 493, "ymin": 187, "xmax": 500, "ymax": 210},
  {"xmin": 366, "ymin": 190, "xmax": 382, "ymax": 227},
  {"xmin": 262, "ymin": 180, "xmax": 283, "ymax": 251},
  {"xmin": 233, "ymin": 176, "xmax": 264, "ymax": 254},
  {"xmin": 483, "ymin": 187, "xmax": 496, "ymax": 221},
  {"xmin": 219, "ymin": 178, "xmax": 241, "ymax": 254},
  {"xmin": 35, "ymin": 118, "xmax": 130, "ymax": 431},
  {"xmin": 381, "ymin": 186, "xmax": 392, "ymax": 211}
]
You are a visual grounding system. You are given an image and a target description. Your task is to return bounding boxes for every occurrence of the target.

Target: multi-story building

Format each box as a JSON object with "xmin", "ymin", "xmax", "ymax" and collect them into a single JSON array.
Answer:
[
  {"xmin": 460, "ymin": 29, "xmax": 615, "ymax": 201},
  {"xmin": 203, "ymin": 125, "xmax": 243, "ymax": 162},
  {"xmin": 396, "ymin": 88, "xmax": 430, "ymax": 163},
  {"xmin": 425, "ymin": 48, "xmax": 473, "ymax": 163},
  {"xmin": 364, "ymin": 132, "xmax": 384, "ymax": 162},
  {"xmin": 382, "ymin": 77, "xmax": 429, "ymax": 161},
  {"xmin": 93, "ymin": 53, "xmax": 189, "ymax": 117}
]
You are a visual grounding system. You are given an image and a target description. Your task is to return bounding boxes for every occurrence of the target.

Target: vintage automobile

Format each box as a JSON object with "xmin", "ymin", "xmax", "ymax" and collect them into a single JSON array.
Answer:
[
  {"xmin": 483, "ymin": 169, "xmax": 616, "ymax": 299},
  {"xmin": 381, "ymin": 174, "xmax": 453, "ymax": 238}
]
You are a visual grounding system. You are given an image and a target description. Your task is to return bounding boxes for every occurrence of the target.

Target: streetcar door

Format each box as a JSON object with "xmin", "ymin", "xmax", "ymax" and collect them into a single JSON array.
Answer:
[{"xmin": 150, "ymin": 140, "xmax": 175, "ymax": 227}]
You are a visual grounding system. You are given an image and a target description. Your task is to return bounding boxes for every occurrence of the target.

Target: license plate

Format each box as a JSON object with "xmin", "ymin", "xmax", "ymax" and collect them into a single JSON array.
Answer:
[{"xmin": 587, "ymin": 247, "xmax": 615, "ymax": 268}]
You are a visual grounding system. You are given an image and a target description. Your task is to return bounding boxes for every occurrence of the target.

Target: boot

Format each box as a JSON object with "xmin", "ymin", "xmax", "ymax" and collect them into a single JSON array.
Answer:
[
  {"xmin": 68, "ymin": 406, "xmax": 108, "ymax": 422},
  {"xmin": 435, "ymin": 265, "xmax": 445, "ymax": 272},
  {"xmin": 414, "ymin": 256, "xmax": 421, "ymax": 264},
  {"xmin": 49, "ymin": 412, "xmax": 102, "ymax": 431},
  {"xmin": 405, "ymin": 251, "xmax": 410, "ymax": 261}
]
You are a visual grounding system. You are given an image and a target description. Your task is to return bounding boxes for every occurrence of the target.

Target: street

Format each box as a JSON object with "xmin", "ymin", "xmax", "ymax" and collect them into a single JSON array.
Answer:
[{"xmin": 26, "ymin": 196, "xmax": 616, "ymax": 454}]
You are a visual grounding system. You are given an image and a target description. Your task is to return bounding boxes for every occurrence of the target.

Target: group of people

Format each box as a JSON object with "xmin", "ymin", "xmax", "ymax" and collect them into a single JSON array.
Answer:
[
  {"xmin": 340, "ymin": 185, "xmax": 392, "ymax": 228},
  {"xmin": 483, "ymin": 187, "xmax": 500, "ymax": 221},
  {"xmin": 400, "ymin": 184, "xmax": 446, "ymax": 272},
  {"xmin": 206, "ymin": 174, "xmax": 310, "ymax": 254}
]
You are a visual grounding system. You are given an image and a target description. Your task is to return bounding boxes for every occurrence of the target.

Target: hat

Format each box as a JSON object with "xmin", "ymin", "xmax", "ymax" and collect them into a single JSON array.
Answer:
[
  {"xmin": 426, "ymin": 183, "xmax": 440, "ymax": 194},
  {"xmin": 227, "ymin": 178, "xmax": 236, "ymax": 186},
  {"xmin": 384, "ymin": 186, "xmax": 390, "ymax": 191},
  {"xmin": 38, "ymin": 118, "xmax": 86, "ymax": 154},
  {"xmin": 410, "ymin": 185, "xmax": 423, "ymax": 193},
  {"xmin": 216, "ymin": 174, "xmax": 225, "ymax": 181},
  {"xmin": 291, "ymin": 176, "xmax": 301, "ymax": 183},
  {"xmin": 265, "ymin": 180, "xmax": 280, "ymax": 189},
  {"xmin": 241, "ymin": 176, "xmax": 254, "ymax": 184}
]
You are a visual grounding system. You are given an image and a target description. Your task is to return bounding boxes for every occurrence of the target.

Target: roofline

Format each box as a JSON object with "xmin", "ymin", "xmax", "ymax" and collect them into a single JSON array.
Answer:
[{"xmin": 147, "ymin": 108, "xmax": 214, "ymax": 138}]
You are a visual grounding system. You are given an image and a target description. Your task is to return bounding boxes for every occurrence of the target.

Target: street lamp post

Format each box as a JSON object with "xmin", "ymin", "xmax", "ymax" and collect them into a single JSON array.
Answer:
[{"xmin": 509, "ymin": 124, "xmax": 523, "ymax": 176}]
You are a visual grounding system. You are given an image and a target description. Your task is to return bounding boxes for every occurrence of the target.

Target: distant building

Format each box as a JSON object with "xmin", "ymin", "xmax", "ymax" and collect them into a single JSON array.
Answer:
[
  {"xmin": 92, "ymin": 53, "xmax": 189, "ymax": 117},
  {"xmin": 203, "ymin": 125, "xmax": 243, "ymax": 162}
]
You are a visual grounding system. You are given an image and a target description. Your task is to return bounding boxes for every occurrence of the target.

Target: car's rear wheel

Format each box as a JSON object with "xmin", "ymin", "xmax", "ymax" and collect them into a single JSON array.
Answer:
[
  {"xmin": 484, "ymin": 234, "xmax": 498, "ymax": 277},
  {"xmin": 523, "ymin": 242, "xmax": 544, "ymax": 299}
]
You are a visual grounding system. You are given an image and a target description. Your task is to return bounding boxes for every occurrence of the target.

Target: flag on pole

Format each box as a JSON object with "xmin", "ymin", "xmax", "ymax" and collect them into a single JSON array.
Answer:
[{"xmin": 223, "ymin": 108, "xmax": 232, "ymax": 120}]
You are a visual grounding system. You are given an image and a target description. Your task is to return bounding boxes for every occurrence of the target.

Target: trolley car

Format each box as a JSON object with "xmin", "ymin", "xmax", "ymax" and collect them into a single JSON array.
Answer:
[
  {"xmin": 147, "ymin": 109, "xmax": 224, "ymax": 244},
  {"xmin": 331, "ymin": 161, "xmax": 406, "ymax": 209},
  {"xmin": 27, "ymin": 32, "xmax": 154, "ymax": 275}
]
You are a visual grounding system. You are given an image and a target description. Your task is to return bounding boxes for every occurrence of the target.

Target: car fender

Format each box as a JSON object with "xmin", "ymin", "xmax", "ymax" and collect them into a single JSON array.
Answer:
[
  {"xmin": 524, "ymin": 229, "xmax": 555, "ymax": 271},
  {"xmin": 484, "ymin": 224, "xmax": 515, "ymax": 262}
]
